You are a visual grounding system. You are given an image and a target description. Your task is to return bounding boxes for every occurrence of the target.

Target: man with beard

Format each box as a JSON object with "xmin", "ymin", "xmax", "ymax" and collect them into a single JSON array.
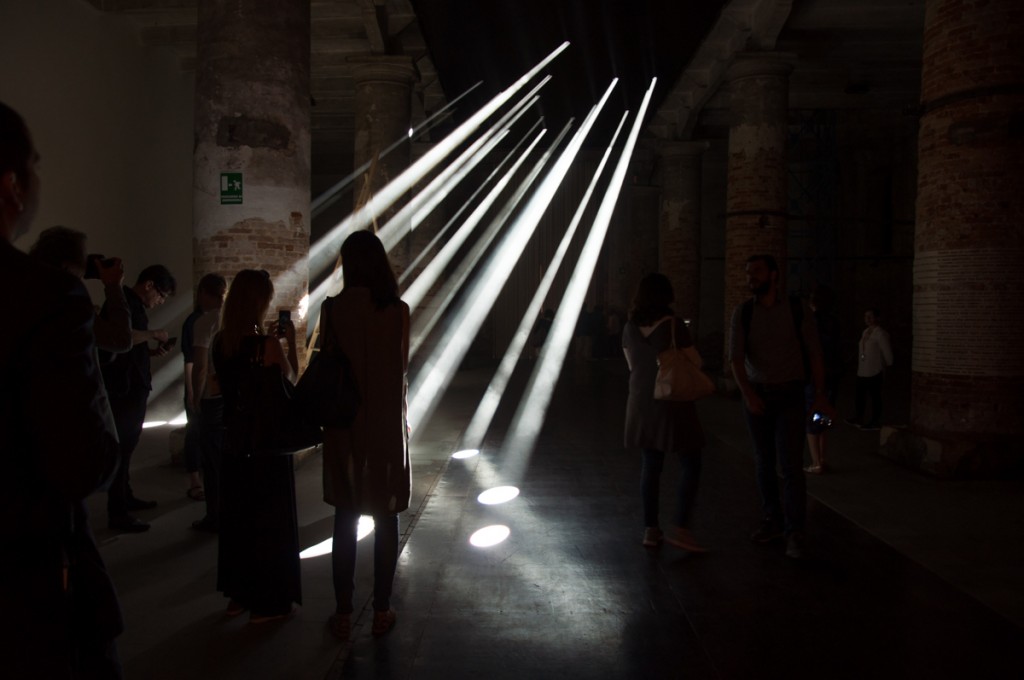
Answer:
[{"xmin": 728, "ymin": 254, "xmax": 833, "ymax": 559}]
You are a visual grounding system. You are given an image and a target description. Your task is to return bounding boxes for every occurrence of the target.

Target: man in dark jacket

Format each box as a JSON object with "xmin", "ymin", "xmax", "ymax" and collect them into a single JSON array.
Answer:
[{"xmin": 1, "ymin": 101, "xmax": 125, "ymax": 678}]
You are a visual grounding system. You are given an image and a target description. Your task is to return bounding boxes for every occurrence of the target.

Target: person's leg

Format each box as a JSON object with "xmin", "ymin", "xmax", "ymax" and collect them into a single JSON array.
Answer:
[
  {"xmin": 867, "ymin": 373, "xmax": 884, "ymax": 426},
  {"xmin": 183, "ymin": 397, "xmax": 203, "ymax": 493},
  {"xmin": 776, "ymin": 387, "xmax": 807, "ymax": 535},
  {"xmin": 107, "ymin": 397, "xmax": 146, "ymax": 521},
  {"xmin": 640, "ymin": 449, "xmax": 665, "ymax": 528},
  {"xmin": 671, "ymin": 450, "xmax": 702, "ymax": 528},
  {"xmin": 331, "ymin": 509, "xmax": 359, "ymax": 615},
  {"xmin": 805, "ymin": 433, "xmax": 823, "ymax": 471},
  {"xmin": 196, "ymin": 397, "xmax": 224, "ymax": 528},
  {"xmin": 744, "ymin": 396, "xmax": 782, "ymax": 527},
  {"xmin": 853, "ymin": 376, "xmax": 867, "ymax": 424},
  {"xmin": 372, "ymin": 513, "xmax": 399, "ymax": 612}
]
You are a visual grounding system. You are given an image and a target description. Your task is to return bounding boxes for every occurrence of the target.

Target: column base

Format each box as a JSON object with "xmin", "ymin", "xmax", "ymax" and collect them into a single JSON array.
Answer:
[{"xmin": 878, "ymin": 426, "xmax": 1024, "ymax": 479}]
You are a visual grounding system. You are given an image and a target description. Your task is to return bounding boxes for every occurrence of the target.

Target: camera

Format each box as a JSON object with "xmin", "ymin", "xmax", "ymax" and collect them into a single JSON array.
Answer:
[
  {"xmin": 277, "ymin": 309, "xmax": 291, "ymax": 337},
  {"xmin": 811, "ymin": 412, "xmax": 833, "ymax": 429},
  {"xmin": 83, "ymin": 254, "xmax": 117, "ymax": 280}
]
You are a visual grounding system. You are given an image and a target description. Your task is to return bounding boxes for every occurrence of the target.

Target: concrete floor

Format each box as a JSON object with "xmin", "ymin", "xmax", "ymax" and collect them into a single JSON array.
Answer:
[{"xmin": 86, "ymin": 358, "xmax": 1024, "ymax": 679}]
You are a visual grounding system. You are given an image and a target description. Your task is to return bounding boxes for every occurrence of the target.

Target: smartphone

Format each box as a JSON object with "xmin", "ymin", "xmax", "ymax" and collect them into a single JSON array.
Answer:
[
  {"xmin": 811, "ymin": 412, "xmax": 833, "ymax": 429},
  {"xmin": 277, "ymin": 310, "xmax": 291, "ymax": 337},
  {"xmin": 83, "ymin": 254, "xmax": 117, "ymax": 280}
]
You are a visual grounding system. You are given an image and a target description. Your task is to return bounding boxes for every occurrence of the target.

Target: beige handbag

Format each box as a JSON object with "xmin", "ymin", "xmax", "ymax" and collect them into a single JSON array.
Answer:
[{"xmin": 653, "ymin": 317, "xmax": 716, "ymax": 401}]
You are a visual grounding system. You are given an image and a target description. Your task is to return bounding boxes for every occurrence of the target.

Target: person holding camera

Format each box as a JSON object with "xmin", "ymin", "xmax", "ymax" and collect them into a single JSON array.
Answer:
[
  {"xmin": 29, "ymin": 225, "xmax": 133, "ymax": 355},
  {"xmin": 101, "ymin": 264, "xmax": 177, "ymax": 533}
]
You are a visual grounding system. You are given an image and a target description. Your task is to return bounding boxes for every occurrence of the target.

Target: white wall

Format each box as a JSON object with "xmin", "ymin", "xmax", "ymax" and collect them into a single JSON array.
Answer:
[{"xmin": 1, "ymin": 0, "xmax": 196, "ymax": 414}]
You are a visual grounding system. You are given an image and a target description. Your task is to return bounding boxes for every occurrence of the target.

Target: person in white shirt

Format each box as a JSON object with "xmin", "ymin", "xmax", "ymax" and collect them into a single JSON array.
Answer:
[{"xmin": 850, "ymin": 308, "xmax": 893, "ymax": 430}]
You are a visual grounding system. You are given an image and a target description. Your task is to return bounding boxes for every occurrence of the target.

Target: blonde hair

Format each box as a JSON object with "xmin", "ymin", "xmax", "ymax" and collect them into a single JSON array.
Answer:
[{"xmin": 218, "ymin": 269, "xmax": 273, "ymax": 356}]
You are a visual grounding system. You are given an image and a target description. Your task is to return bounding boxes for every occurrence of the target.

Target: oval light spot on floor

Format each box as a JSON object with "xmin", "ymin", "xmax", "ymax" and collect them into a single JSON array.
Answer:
[
  {"xmin": 452, "ymin": 449, "xmax": 480, "ymax": 459},
  {"xmin": 469, "ymin": 525, "xmax": 510, "ymax": 548},
  {"xmin": 477, "ymin": 486, "xmax": 520, "ymax": 505}
]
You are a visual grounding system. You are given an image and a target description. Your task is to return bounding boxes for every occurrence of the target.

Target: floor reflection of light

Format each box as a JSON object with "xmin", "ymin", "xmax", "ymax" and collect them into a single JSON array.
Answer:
[
  {"xmin": 298, "ymin": 515, "xmax": 375, "ymax": 560},
  {"xmin": 470, "ymin": 525, "xmax": 510, "ymax": 548},
  {"xmin": 142, "ymin": 420, "xmax": 167, "ymax": 429},
  {"xmin": 477, "ymin": 486, "xmax": 520, "ymax": 505},
  {"xmin": 452, "ymin": 449, "xmax": 480, "ymax": 459}
]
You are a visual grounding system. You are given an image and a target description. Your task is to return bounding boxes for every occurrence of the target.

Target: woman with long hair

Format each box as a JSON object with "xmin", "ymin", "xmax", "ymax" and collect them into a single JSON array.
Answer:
[
  {"xmin": 212, "ymin": 269, "xmax": 302, "ymax": 623},
  {"xmin": 321, "ymin": 230, "xmax": 410, "ymax": 640},
  {"xmin": 622, "ymin": 273, "xmax": 707, "ymax": 552}
]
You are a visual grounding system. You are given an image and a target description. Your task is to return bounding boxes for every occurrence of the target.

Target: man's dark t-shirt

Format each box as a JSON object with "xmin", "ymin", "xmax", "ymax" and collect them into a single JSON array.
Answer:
[{"xmin": 101, "ymin": 286, "xmax": 151, "ymax": 399}]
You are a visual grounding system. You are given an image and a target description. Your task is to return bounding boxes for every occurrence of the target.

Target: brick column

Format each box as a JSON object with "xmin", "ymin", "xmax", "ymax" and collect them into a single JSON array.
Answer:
[
  {"xmin": 722, "ymin": 54, "xmax": 792, "ymax": 354},
  {"xmin": 889, "ymin": 0, "xmax": 1024, "ymax": 476},
  {"xmin": 658, "ymin": 140, "xmax": 709, "ymax": 337},
  {"xmin": 192, "ymin": 0, "xmax": 311, "ymax": 338},
  {"xmin": 351, "ymin": 57, "xmax": 416, "ymax": 272}
]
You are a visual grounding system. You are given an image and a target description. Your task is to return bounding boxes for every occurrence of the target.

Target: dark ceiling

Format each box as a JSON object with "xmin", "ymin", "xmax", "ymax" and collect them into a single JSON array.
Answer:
[{"xmin": 410, "ymin": 0, "xmax": 727, "ymax": 144}]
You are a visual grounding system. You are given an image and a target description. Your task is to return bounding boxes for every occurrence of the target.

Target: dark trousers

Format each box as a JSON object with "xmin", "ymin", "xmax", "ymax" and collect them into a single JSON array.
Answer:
[
  {"xmin": 641, "ymin": 448, "xmax": 702, "ymax": 529},
  {"xmin": 199, "ymin": 397, "xmax": 225, "ymax": 526},
  {"xmin": 855, "ymin": 373, "xmax": 884, "ymax": 426},
  {"xmin": 182, "ymin": 396, "xmax": 201, "ymax": 474},
  {"xmin": 332, "ymin": 510, "xmax": 399, "ymax": 614},
  {"xmin": 107, "ymin": 394, "xmax": 148, "ymax": 519},
  {"xmin": 743, "ymin": 382, "xmax": 807, "ymax": 534}
]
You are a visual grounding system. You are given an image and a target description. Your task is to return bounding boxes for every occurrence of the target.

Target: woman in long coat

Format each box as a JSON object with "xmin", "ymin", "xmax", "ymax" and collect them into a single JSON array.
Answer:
[
  {"xmin": 321, "ymin": 230, "xmax": 410, "ymax": 640},
  {"xmin": 622, "ymin": 273, "xmax": 707, "ymax": 552}
]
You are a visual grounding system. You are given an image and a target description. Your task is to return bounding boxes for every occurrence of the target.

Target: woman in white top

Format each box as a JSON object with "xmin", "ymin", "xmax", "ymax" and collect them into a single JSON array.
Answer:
[{"xmin": 851, "ymin": 308, "xmax": 893, "ymax": 430}]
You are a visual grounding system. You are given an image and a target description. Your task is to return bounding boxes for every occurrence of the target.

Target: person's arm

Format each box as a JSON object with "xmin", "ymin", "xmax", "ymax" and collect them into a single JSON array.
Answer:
[
  {"xmin": 264, "ymin": 330, "xmax": 298, "ymax": 384},
  {"xmin": 729, "ymin": 305, "xmax": 764, "ymax": 415},
  {"xmin": 621, "ymin": 323, "xmax": 636, "ymax": 371},
  {"xmin": 184, "ymin": 361, "xmax": 195, "ymax": 409},
  {"xmin": 30, "ymin": 277, "xmax": 119, "ymax": 499},
  {"xmin": 191, "ymin": 352, "xmax": 208, "ymax": 408},
  {"xmin": 879, "ymin": 329, "xmax": 894, "ymax": 367},
  {"xmin": 133, "ymin": 328, "xmax": 168, "ymax": 346},
  {"xmin": 93, "ymin": 262, "xmax": 132, "ymax": 353}
]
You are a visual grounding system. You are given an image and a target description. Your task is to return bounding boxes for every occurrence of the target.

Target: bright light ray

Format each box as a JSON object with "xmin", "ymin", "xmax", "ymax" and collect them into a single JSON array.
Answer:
[
  {"xmin": 407, "ymin": 80, "xmax": 618, "ymax": 432},
  {"xmin": 376, "ymin": 78, "xmax": 551, "ymax": 253},
  {"xmin": 298, "ymin": 515, "xmax": 375, "ymax": 559},
  {"xmin": 407, "ymin": 123, "xmax": 571, "ymax": 358},
  {"xmin": 142, "ymin": 420, "xmax": 167, "ymax": 429},
  {"xmin": 402, "ymin": 126, "xmax": 549, "ymax": 316},
  {"xmin": 460, "ymin": 111, "xmax": 629, "ymax": 449},
  {"xmin": 305, "ymin": 42, "xmax": 569, "ymax": 288},
  {"xmin": 452, "ymin": 449, "xmax": 480, "ymax": 459},
  {"xmin": 310, "ymin": 81, "xmax": 483, "ymax": 218},
  {"xmin": 477, "ymin": 486, "xmax": 520, "ymax": 505},
  {"xmin": 398, "ymin": 118, "xmax": 544, "ymax": 286},
  {"xmin": 469, "ymin": 525, "xmax": 510, "ymax": 548},
  {"xmin": 169, "ymin": 411, "xmax": 188, "ymax": 426},
  {"xmin": 503, "ymin": 79, "xmax": 658, "ymax": 478},
  {"xmin": 306, "ymin": 85, "xmax": 549, "ymax": 321}
]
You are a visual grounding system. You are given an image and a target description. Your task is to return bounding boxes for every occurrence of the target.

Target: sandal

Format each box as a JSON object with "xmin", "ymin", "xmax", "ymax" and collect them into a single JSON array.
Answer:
[
  {"xmin": 328, "ymin": 613, "xmax": 351, "ymax": 640},
  {"xmin": 371, "ymin": 609, "xmax": 396, "ymax": 637},
  {"xmin": 187, "ymin": 485, "xmax": 206, "ymax": 501}
]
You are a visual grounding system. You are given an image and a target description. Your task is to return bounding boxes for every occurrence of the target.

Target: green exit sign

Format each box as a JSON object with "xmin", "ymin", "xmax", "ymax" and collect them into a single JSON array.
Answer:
[{"xmin": 220, "ymin": 172, "xmax": 243, "ymax": 204}]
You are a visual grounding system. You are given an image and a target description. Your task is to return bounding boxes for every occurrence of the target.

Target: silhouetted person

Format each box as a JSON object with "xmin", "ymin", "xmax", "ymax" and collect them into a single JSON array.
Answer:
[
  {"xmin": 622, "ymin": 273, "xmax": 708, "ymax": 552},
  {"xmin": 850, "ymin": 308, "xmax": 893, "ymax": 430},
  {"xmin": 729, "ymin": 254, "xmax": 832, "ymax": 559},
  {"xmin": 804, "ymin": 283, "xmax": 842, "ymax": 473},
  {"xmin": 101, "ymin": 264, "xmax": 176, "ymax": 532},
  {"xmin": 322, "ymin": 230, "xmax": 410, "ymax": 640},
  {"xmin": 1, "ymin": 101, "xmax": 124, "ymax": 679}
]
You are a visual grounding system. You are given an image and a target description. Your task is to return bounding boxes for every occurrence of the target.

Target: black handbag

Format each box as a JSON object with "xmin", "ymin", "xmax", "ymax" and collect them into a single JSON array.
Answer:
[
  {"xmin": 295, "ymin": 297, "xmax": 360, "ymax": 429},
  {"xmin": 228, "ymin": 336, "xmax": 323, "ymax": 457}
]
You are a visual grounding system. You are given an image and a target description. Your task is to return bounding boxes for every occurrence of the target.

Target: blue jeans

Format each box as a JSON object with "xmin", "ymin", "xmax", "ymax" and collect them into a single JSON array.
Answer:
[
  {"xmin": 641, "ymin": 448, "xmax": 702, "ymax": 529},
  {"xmin": 743, "ymin": 382, "xmax": 807, "ymax": 534},
  {"xmin": 332, "ymin": 510, "xmax": 399, "ymax": 614}
]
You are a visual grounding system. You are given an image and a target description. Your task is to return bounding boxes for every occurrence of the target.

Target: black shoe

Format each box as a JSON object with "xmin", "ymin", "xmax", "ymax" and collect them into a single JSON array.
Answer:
[
  {"xmin": 191, "ymin": 518, "xmax": 219, "ymax": 534},
  {"xmin": 109, "ymin": 515, "xmax": 151, "ymax": 532},
  {"xmin": 750, "ymin": 519, "xmax": 784, "ymax": 543},
  {"xmin": 125, "ymin": 497, "xmax": 158, "ymax": 511}
]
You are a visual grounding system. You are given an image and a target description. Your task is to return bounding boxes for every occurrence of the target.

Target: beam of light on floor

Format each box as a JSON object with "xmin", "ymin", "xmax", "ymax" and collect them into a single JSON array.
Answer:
[
  {"xmin": 407, "ymin": 80, "xmax": 618, "ymax": 432},
  {"xmin": 376, "ymin": 78, "xmax": 550, "ymax": 255},
  {"xmin": 298, "ymin": 515, "xmax": 375, "ymax": 559},
  {"xmin": 305, "ymin": 42, "xmax": 568, "ymax": 288},
  {"xmin": 398, "ymin": 117, "xmax": 544, "ymax": 287},
  {"xmin": 310, "ymin": 81, "xmax": 483, "ymax": 219},
  {"xmin": 500, "ymin": 79, "xmax": 657, "ymax": 482},
  {"xmin": 407, "ymin": 122, "xmax": 571, "ymax": 358},
  {"xmin": 469, "ymin": 525, "xmax": 510, "ymax": 548},
  {"xmin": 305, "ymin": 87, "xmax": 551, "ymax": 321},
  {"xmin": 459, "ymin": 111, "xmax": 629, "ymax": 450},
  {"xmin": 402, "ymin": 125, "xmax": 551, "ymax": 318}
]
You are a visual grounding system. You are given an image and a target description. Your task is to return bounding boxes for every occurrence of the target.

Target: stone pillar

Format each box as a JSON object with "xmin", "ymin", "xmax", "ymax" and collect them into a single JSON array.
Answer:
[
  {"xmin": 722, "ymin": 54, "xmax": 792, "ymax": 352},
  {"xmin": 886, "ymin": 0, "xmax": 1024, "ymax": 476},
  {"xmin": 658, "ymin": 140, "xmax": 709, "ymax": 337},
  {"xmin": 401, "ymin": 140, "xmax": 445, "ymax": 287},
  {"xmin": 351, "ymin": 56, "xmax": 416, "ymax": 271},
  {"xmin": 193, "ymin": 0, "xmax": 311, "ymax": 340}
]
